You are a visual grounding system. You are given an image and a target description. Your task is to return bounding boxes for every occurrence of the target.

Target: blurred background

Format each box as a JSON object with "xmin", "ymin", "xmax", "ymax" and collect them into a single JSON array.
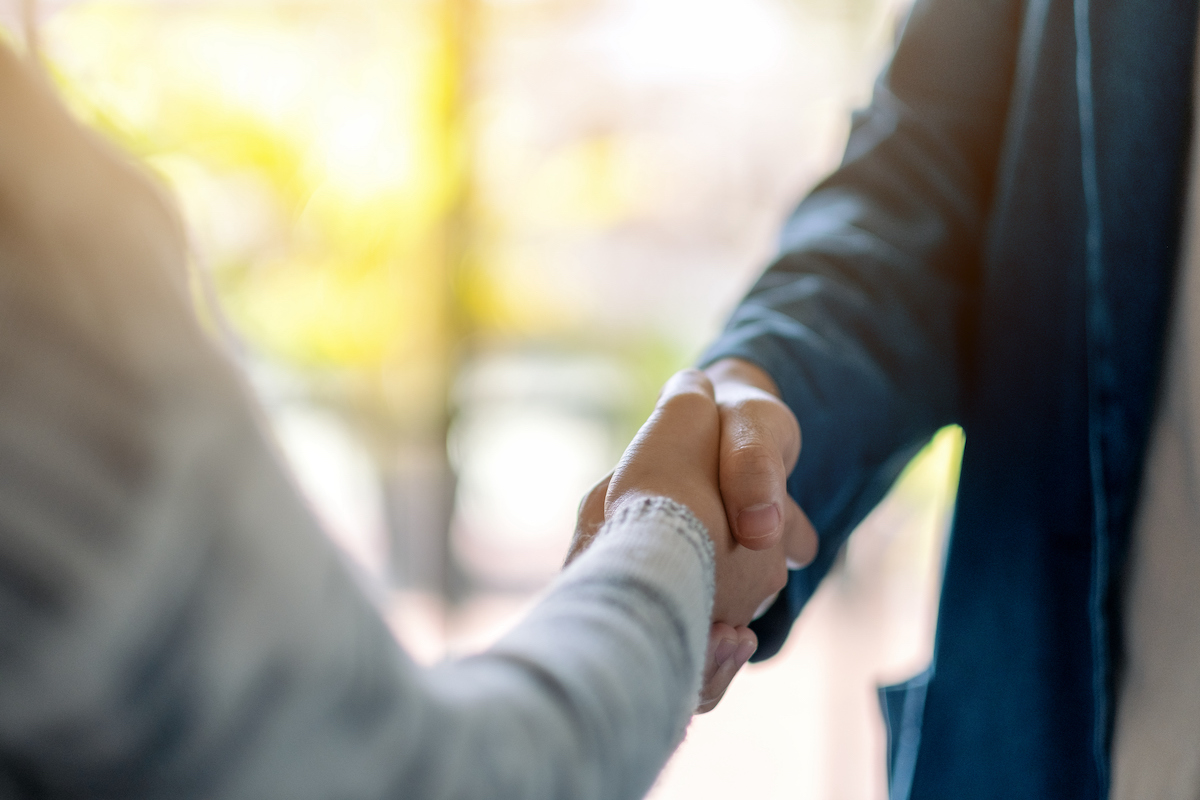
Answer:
[{"xmin": 2, "ymin": 0, "xmax": 963, "ymax": 796}]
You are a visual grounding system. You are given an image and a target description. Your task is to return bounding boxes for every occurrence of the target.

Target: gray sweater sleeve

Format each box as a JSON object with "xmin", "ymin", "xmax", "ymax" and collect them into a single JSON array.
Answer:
[
  {"xmin": 0, "ymin": 47, "xmax": 715, "ymax": 796},
  {"xmin": 0, "ymin": 282, "xmax": 715, "ymax": 800}
]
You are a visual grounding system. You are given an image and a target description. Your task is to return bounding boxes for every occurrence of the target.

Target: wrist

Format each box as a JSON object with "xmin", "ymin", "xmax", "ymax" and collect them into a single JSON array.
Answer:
[{"xmin": 606, "ymin": 487, "xmax": 724, "ymax": 544}]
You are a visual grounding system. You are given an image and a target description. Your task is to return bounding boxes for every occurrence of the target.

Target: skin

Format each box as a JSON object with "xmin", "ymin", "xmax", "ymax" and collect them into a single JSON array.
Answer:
[
  {"xmin": 569, "ymin": 360, "xmax": 817, "ymax": 712},
  {"xmin": 703, "ymin": 357, "xmax": 817, "ymax": 561}
]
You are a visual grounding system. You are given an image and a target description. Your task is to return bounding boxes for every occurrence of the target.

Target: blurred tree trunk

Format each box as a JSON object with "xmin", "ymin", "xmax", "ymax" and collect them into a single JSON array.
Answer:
[{"xmin": 381, "ymin": 0, "xmax": 475, "ymax": 603}]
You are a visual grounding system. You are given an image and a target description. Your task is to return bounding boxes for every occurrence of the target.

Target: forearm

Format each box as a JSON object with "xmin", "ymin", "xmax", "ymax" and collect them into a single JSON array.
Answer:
[
  {"xmin": 202, "ymin": 491, "xmax": 714, "ymax": 800},
  {"xmin": 707, "ymin": 0, "xmax": 1021, "ymax": 491},
  {"xmin": 700, "ymin": 0, "xmax": 1023, "ymax": 650},
  {"xmin": 0, "ymin": 374, "xmax": 713, "ymax": 799},
  {"xmin": 414, "ymin": 498, "xmax": 713, "ymax": 800}
]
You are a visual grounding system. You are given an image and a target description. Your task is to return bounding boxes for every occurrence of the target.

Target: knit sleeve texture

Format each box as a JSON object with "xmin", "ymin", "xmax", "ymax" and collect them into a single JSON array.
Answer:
[
  {"xmin": 0, "ymin": 49, "xmax": 715, "ymax": 797},
  {"xmin": 0, "ymin": 317, "xmax": 715, "ymax": 799}
]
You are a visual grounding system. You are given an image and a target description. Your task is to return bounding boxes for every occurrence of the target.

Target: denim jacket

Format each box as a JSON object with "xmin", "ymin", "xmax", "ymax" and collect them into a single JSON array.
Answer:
[{"xmin": 703, "ymin": 1, "xmax": 1198, "ymax": 797}]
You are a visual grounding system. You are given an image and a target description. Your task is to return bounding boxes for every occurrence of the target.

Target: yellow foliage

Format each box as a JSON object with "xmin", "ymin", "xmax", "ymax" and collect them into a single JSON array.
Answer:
[{"xmin": 42, "ymin": 0, "xmax": 466, "ymax": 373}]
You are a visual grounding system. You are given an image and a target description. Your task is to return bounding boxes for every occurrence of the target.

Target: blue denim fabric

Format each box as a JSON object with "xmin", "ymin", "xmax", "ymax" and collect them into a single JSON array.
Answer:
[
  {"xmin": 702, "ymin": 0, "xmax": 1198, "ymax": 796},
  {"xmin": 879, "ymin": 666, "xmax": 933, "ymax": 800}
]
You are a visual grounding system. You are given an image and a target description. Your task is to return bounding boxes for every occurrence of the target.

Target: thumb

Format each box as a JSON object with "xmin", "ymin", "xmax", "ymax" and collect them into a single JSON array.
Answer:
[{"xmin": 716, "ymin": 397, "xmax": 800, "ymax": 551}]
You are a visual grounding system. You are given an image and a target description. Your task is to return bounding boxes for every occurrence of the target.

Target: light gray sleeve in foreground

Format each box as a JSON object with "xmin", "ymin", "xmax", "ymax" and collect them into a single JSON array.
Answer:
[
  {"xmin": 0, "ymin": 50, "xmax": 715, "ymax": 792},
  {"xmin": 0, "ymin": 318, "xmax": 715, "ymax": 800}
]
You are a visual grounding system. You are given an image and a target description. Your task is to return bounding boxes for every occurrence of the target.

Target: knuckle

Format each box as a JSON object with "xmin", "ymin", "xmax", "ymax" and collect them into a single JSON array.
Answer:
[
  {"xmin": 726, "ymin": 392, "xmax": 787, "ymax": 420},
  {"xmin": 674, "ymin": 367, "xmax": 713, "ymax": 392},
  {"xmin": 723, "ymin": 395, "xmax": 800, "ymax": 455},
  {"xmin": 721, "ymin": 442, "xmax": 781, "ymax": 483},
  {"xmin": 658, "ymin": 387, "xmax": 715, "ymax": 417}
]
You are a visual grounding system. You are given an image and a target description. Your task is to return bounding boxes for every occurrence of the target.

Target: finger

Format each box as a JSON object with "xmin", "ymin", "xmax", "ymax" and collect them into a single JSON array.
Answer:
[
  {"xmin": 698, "ymin": 623, "xmax": 738, "ymax": 711},
  {"xmin": 697, "ymin": 625, "xmax": 758, "ymax": 714},
  {"xmin": 782, "ymin": 496, "xmax": 819, "ymax": 568},
  {"xmin": 645, "ymin": 370, "xmax": 719, "ymax": 450},
  {"xmin": 564, "ymin": 472, "xmax": 612, "ymax": 566},
  {"xmin": 701, "ymin": 622, "xmax": 738, "ymax": 686},
  {"xmin": 605, "ymin": 369, "xmax": 723, "ymax": 526},
  {"xmin": 716, "ymin": 396, "xmax": 800, "ymax": 551}
]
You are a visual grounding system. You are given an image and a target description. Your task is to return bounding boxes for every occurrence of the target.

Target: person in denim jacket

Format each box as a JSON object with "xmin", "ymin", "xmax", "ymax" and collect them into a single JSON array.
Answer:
[{"xmin": 633, "ymin": 0, "xmax": 1200, "ymax": 797}]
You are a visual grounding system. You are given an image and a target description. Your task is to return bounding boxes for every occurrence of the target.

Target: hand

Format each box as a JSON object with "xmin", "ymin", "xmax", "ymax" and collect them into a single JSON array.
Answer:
[
  {"xmin": 568, "ymin": 369, "xmax": 790, "ymax": 710},
  {"xmin": 571, "ymin": 470, "xmax": 768, "ymax": 714},
  {"xmin": 567, "ymin": 359, "xmax": 820, "ymax": 567},
  {"xmin": 570, "ymin": 473, "xmax": 763, "ymax": 713},
  {"xmin": 703, "ymin": 358, "xmax": 818, "ymax": 563},
  {"xmin": 602, "ymin": 369, "xmax": 789, "ymax": 626},
  {"xmin": 568, "ymin": 359, "xmax": 820, "ymax": 711}
]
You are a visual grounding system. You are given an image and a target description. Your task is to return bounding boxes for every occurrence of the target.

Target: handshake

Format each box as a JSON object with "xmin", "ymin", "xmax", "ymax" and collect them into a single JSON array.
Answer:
[{"xmin": 566, "ymin": 358, "xmax": 819, "ymax": 713}]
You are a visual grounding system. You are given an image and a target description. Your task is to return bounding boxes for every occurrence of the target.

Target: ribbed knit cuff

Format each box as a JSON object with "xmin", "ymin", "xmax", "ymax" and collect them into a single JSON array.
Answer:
[{"xmin": 597, "ymin": 496, "xmax": 716, "ymax": 602}]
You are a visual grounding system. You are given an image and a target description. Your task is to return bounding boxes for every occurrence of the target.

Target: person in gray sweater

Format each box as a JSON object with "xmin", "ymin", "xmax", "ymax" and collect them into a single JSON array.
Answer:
[{"xmin": 0, "ymin": 42, "xmax": 810, "ymax": 799}]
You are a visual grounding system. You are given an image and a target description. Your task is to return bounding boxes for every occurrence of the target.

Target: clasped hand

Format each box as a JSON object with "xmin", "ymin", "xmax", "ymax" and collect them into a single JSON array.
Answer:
[{"xmin": 567, "ymin": 360, "xmax": 817, "ymax": 713}]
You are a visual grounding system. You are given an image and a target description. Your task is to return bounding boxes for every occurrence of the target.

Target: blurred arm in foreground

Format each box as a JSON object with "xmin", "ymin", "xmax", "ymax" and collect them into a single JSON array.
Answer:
[{"xmin": 0, "ymin": 43, "xmax": 779, "ymax": 799}]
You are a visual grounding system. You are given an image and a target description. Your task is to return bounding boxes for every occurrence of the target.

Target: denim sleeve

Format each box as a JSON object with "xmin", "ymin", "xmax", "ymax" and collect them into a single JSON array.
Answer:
[{"xmin": 701, "ymin": 0, "xmax": 1024, "ymax": 659}]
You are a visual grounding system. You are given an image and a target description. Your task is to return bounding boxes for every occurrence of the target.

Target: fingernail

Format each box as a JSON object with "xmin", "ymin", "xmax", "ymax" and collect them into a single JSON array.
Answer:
[
  {"xmin": 714, "ymin": 637, "xmax": 738, "ymax": 666},
  {"xmin": 734, "ymin": 639, "xmax": 758, "ymax": 665},
  {"xmin": 737, "ymin": 503, "xmax": 781, "ymax": 542}
]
